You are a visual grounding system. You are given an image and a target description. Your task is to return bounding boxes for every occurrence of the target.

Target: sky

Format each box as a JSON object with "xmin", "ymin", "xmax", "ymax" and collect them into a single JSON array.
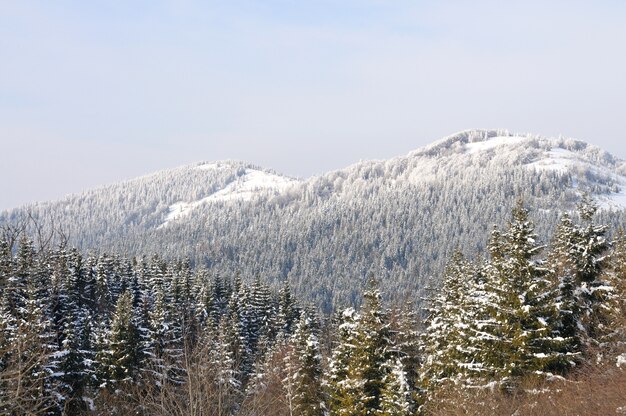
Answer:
[{"xmin": 1, "ymin": 1, "xmax": 626, "ymax": 210}]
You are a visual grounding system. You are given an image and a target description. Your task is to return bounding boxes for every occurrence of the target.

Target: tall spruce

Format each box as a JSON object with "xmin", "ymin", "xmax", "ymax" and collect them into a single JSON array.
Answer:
[
  {"xmin": 285, "ymin": 311, "xmax": 325, "ymax": 416},
  {"xmin": 96, "ymin": 291, "xmax": 142, "ymax": 388}
]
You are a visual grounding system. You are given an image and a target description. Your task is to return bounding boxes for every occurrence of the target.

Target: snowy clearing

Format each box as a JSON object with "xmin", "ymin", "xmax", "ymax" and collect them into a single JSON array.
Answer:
[
  {"xmin": 597, "ymin": 189, "xmax": 626, "ymax": 211},
  {"xmin": 526, "ymin": 148, "xmax": 578, "ymax": 173},
  {"xmin": 194, "ymin": 162, "xmax": 230, "ymax": 171},
  {"xmin": 159, "ymin": 169, "xmax": 298, "ymax": 228},
  {"xmin": 464, "ymin": 136, "xmax": 529, "ymax": 154}
]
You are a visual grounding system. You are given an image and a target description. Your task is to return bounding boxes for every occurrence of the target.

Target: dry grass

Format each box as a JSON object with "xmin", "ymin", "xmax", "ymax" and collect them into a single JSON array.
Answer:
[{"xmin": 427, "ymin": 364, "xmax": 626, "ymax": 416}]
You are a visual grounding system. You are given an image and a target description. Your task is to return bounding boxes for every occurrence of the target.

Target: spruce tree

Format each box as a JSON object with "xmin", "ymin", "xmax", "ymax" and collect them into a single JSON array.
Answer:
[
  {"xmin": 96, "ymin": 291, "xmax": 142, "ymax": 388},
  {"xmin": 483, "ymin": 202, "xmax": 562, "ymax": 387},
  {"xmin": 420, "ymin": 252, "xmax": 483, "ymax": 391},
  {"xmin": 380, "ymin": 358, "xmax": 411, "ymax": 416},
  {"xmin": 287, "ymin": 311, "xmax": 325, "ymax": 416},
  {"xmin": 209, "ymin": 318, "xmax": 241, "ymax": 415},
  {"xmin": 327, "ymin": 307, "xmax": 364, "ymax": 416},
  {"xmin": 328, "ymin": 278, "xmax": 392, "ymax": 415}
]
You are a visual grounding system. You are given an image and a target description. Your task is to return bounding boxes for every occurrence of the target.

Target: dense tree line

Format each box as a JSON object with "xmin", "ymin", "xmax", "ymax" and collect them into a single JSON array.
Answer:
[{"xmin": 1, "ymin": 197, "xmax": 625, "ymax": 415}]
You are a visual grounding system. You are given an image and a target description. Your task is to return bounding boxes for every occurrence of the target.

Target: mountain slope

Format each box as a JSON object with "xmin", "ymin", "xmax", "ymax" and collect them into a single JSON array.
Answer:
[{"xmin": 3, "ymin": 129, "xmax": 625, "ymax": 310}]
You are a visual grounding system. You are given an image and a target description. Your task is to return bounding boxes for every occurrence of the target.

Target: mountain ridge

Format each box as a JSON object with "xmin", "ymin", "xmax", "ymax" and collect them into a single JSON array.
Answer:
[{"xmin": 2, "ymin": 129, "xmax": 625, "ymax": 309}]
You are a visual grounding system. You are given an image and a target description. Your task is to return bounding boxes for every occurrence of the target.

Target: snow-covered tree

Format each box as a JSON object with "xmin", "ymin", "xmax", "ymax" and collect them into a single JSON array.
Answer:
[
  {"xmin": 284, "ymin": 311, "xmax": 325, "ymax": 416},
  {"xmin": 380, "ymin": 358, "xmax": 411, "ymax": 416},
  {"xmin": 96, "ymin": 291, "xmax": 142, "ymax": 389}
]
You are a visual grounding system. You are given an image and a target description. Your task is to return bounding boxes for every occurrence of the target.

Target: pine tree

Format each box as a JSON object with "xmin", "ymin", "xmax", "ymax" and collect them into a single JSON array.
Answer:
[
  {"xmin": 548, "ymin": 197, "xmax": 611, "ymax": 355},
  {"xmin": 278, "ymin": 278, "xmax": 299, "ymax": 337},
  {"xmin": 0, "ymin": 255, "xmax": 57, "ymax": 415},
  {"xmin": 356, "ymin": 277, "xmax": 391, "ymax": 412},
  {"xmin": 389, "ymin": 301, "xmax": 420, "ymax": 411},
  {"xmin": 609, "ymin": 228, "xmax": 626, "ymax": 322},
  {"xmin": 57, "ymin": 309, "xmax": 93, "ymax": 415},
  {"xmin": 328, "ymin": 278, "xmax": 392, "ymax": 415},
  {"xmin": 574, "ymin": 197, "xmax": 611, "ymax": 343}
]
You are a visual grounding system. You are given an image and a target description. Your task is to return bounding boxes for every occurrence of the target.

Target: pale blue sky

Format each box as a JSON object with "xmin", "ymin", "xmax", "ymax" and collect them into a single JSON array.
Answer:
[{"xmin": 1, "ymin": 1, "xmax": 626, "ymax": 210}]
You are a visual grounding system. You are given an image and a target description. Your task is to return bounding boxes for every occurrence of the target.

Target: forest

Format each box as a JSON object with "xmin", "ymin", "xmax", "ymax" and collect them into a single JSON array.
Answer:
[
  {"xmin": 4, "ymin": 130, "xmax": 626, "ymax": 312},
  {"xmin": 1, "ymin": 197, "xmax": 625, "ymax": 415}
]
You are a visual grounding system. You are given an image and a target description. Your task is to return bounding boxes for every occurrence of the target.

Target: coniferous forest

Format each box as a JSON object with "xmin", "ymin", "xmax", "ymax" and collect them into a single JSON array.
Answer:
[{"xmin": 1, "ymin": 198, "xmax": 625, "ymax": 415}]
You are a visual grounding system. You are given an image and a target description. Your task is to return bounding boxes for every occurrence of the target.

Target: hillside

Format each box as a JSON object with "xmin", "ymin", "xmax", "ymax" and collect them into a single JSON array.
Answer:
[{"xmin": 2, "ymin": 129, "xmax": 626, "ymax": 310}]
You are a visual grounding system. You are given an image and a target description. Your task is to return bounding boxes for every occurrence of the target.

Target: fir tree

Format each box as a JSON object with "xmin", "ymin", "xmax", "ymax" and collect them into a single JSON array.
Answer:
[
  {"xmin": 420, "ymin": 252, "xmax": 484, "ymax": 391},
  {"xmin": 328, "ymin": 277, "xmax": 392, "ymax": 415}
]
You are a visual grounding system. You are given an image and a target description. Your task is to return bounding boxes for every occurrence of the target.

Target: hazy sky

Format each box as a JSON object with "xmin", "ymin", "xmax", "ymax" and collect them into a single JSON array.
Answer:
[{"xmin": 1, "ymin": 1, "xmax": 626, "ymax": 210}]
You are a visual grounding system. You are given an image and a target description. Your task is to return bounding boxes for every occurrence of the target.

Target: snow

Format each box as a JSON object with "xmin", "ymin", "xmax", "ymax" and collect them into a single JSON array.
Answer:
[
  {"xmin": 617, "ymin": 353, "xmax": 626, "ymax": 368},
  {"xmin": 526, "ymin": 148, "xmax": 577, "ymax": 173},
  {"xmin": 159, "ymin": 169, "xmax": 298, "ymax": 228},
  {"xmin": 464, "ymin": 136, "xmax": 529, "ymax": 154},
  {"xmin": 597, "ymin": 189, "xmax": 626, "ymax": 211},
  {"xmin": 194, "ymin": 162, "xmax": 229, "ymax": 171},
  {"xmin": 207, "ymin": 169, "xmax": 297, "ymax": 202}
]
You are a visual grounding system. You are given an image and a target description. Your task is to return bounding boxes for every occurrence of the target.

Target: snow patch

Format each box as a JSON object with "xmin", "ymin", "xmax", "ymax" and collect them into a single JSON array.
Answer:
[
  {"xmin": 464, "ymin": 136, "xmax": 529, "ymax": 154},
  {"xmin": 617, "ymin": 353, "xmax": 626, "ymax": 368},
  {"xmin": 159, "ymin": 169, "xmax": 298, "ymax": 228},
  {"xmin": 194, "ymin": 162, "xmax": 229, "ymax": 171},
  {"xmin": 206, "ymin": 169, "xmax": 297, "ymax": 202},
  {"xmin": 527, "ymin": 148, "xmax": 578, "ymax": 173},
  {"xmin": 597, "ymin": 189, "xmax": 626, "ymax": 211}
]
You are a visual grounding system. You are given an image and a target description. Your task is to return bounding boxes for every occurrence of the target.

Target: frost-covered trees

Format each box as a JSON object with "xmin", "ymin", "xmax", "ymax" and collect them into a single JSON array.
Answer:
[
  {"xmin": 6, "ymin": 131, "xmax": 625, "ymax": 312},
  {"xmin": 380, "ymin": 358, "xmax": 411, "ymax": 416},
  {"xmin": 1, "ymin": 194, "xmax": 626, "ymax": 414},
  {"xmin": 420, "ymin": 252, "xmax": 484, "ymax": 390}
]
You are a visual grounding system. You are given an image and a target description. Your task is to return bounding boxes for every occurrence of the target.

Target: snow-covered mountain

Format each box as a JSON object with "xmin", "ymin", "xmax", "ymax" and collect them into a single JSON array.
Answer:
[{"xmin": 2, "ymin": 130, "xmax": 625, "ymax": 309}]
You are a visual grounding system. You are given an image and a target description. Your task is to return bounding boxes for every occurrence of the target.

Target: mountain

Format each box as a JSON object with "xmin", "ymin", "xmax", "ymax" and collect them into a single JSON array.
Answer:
[{"xmin": 3, "ymin": 129, "xmax": 626, "ymax": 310}]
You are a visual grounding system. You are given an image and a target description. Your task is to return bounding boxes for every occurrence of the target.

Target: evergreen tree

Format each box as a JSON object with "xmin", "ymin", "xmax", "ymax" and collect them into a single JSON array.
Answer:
[
  {"xmin": 483, "ymin": 202, "xmax": 563, "ymax": 386},
  {"xmin": 327, "ymin": 307, "xmax": 364, "ymax": 416},
  {"xmin": 0, "ymin": 260, "xmax": 57, "ymax": 415},
  {"xmin": 420, "ymin": 252, "xmax": 485, "ymax": 391},
  {"xmin": 209, "ymin": 318, "xmax": 242, "ymax": 415},
  {"xmin": 356, "ymin": 278, "xmax": 391, "ymax": 412},
  {"xmin": 96, "ymin": 291, "xmax": 142, "ymax": 388},
  {"xmin": 286, "ymin": 311, "xmax": 325, "ymax": 416},
  {"xmin": 278, "ymin": 278, "xmax": 299, "ymax": 337},
  {"xmin": 328, "ymin": 278, "xmax": 392, "ymax": 415},
  {"xmin": 380, "ymin": 358, "xmax": 411, "ymax": 416}
]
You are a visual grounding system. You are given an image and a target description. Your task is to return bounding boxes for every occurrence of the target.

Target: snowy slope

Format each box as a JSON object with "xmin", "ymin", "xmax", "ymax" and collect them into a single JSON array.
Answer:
[
  {"xmin": 407, "ymin": 130, "xmax": 626, "ymax": 210},
  {"xmin": 159, "ymin": 167, "xmax": 299, "ymax": 228}
]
